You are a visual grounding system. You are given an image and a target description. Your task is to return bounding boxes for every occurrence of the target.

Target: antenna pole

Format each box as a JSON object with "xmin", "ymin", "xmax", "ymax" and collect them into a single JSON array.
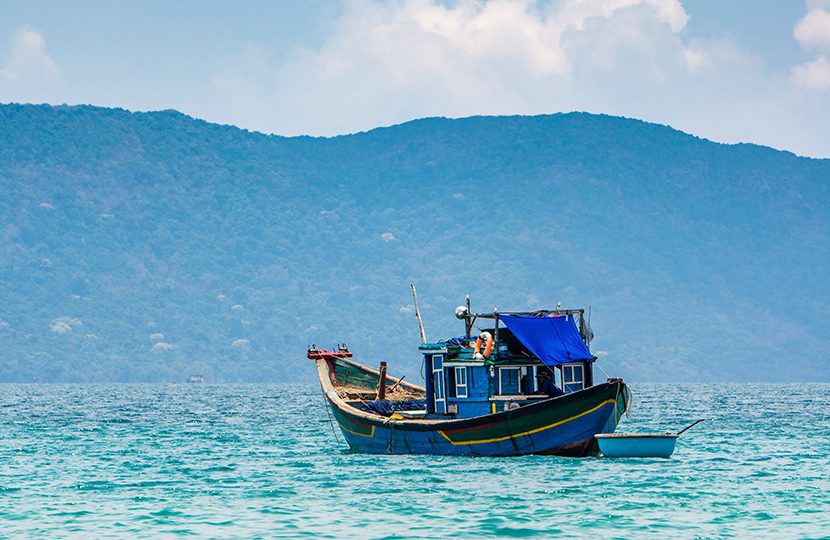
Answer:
[{"xmin": 411, "ymin": 284, "xmax": 427, "ymax": 344}]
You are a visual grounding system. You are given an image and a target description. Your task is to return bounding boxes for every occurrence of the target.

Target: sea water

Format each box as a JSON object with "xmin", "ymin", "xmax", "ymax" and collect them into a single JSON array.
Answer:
[{"xmin": 1, "ymin": 383, "xmax": 828, "ymax": 538}]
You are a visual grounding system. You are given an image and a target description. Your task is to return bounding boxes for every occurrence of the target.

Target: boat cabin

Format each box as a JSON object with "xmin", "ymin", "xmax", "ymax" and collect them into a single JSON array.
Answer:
[{"xmin": 420, "ymin": 306, "xmax": 596, "ymax": 419}]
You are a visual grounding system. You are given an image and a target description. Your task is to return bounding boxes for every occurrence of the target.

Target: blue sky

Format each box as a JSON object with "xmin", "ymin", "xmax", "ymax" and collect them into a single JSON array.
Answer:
[{"xmin": 1, "ymin": 0, "xmax": 829, "ymax": 157}]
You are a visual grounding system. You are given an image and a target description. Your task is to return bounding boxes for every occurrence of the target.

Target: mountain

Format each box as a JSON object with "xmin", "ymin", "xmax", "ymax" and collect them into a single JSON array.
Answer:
[{"xmin": 0, "ymin": 104, "xmax": 828, "ymax": 383}]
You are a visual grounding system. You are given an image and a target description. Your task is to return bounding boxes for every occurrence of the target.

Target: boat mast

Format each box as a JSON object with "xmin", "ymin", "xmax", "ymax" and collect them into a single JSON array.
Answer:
[
  {"xmin": 411, "ymin": 283, "xmax": 427, "ymax": 344},
  {"xmin": 465, "ymin": 294, "xmax": 472, "ymax": 340}
]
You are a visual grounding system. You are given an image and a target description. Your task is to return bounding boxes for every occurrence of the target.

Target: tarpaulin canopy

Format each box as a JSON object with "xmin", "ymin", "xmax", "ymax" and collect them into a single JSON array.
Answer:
[{"xmin": 500, "ymin": 315, "xmax": 594, "ymax": 367}]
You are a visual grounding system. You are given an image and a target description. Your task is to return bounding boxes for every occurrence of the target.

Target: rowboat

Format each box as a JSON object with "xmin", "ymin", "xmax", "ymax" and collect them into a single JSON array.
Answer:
[
  {"xmin": 595, "ymin": 433, "xmax": 678, "ymax": 458},
  {"xmin": 595, "ymin": 419, "xmax": 705, "ymax": 458},
  {"xmin": 309, "ymin": 301, "xmax": 630, "ymax": 456}
]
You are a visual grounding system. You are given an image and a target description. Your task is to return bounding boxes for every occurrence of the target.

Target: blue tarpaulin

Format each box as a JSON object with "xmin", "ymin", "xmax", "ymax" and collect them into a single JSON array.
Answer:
[
  {"xmin": 500, "ymin": 315, "xmax": 593, "ymax": 367},
  {"xmin": 353, "ymin": 399, "xmax": 427, "ymax": 416}
]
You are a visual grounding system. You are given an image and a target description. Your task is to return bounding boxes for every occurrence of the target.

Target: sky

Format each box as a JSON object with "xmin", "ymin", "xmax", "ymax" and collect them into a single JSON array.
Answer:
[{"xmin": 1, "ymin": 0, "xmax": 829, "ymax": 158}]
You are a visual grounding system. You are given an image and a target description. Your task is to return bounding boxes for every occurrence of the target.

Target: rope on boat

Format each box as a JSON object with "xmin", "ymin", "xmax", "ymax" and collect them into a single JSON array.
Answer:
[
  {"xmin": 387, "ymin": 421, "xmax": 396, "ymax": 454},
  {"xmin": 599, "ymin": 359, "xmax": 632, "ymax": 419},
  {"xmin": 594, "ymin": 360, "xmax": 611, "ymax": 379},
  {"xmin": 612, "ymin": 379, "xmax": 633, "ymax": 421},
  {"xmin": 319, "ymin": 387, "xmax": 343, "ymax": 447}
]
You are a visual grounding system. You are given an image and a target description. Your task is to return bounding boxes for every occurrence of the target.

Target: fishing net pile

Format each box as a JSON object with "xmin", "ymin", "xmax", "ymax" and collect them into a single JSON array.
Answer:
[{"xmin": 334, "ymin": 384, "xmax": 424, "ymax": 402}]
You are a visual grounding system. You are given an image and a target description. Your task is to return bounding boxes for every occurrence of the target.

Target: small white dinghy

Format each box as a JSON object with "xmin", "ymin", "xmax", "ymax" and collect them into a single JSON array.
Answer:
[{"xmin": 596, "ymin": 419, "xmax": 704, "ymax": 458}]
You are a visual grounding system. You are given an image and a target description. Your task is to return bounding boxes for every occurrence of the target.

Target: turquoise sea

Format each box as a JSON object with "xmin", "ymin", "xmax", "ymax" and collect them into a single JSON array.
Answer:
[{"xmin": 1, "ymin": 383, "xmax": 828, "ymax": 538}]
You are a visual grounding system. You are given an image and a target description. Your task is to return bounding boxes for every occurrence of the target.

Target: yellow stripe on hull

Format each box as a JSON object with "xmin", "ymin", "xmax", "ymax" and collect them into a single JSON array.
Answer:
[
  {"xmin": 437, "ymin": 398, "xmax": 616, "ymax": 446},
  {"xmin": 340, "ymin": 423, "xmax": 376, "ymax": 438}
]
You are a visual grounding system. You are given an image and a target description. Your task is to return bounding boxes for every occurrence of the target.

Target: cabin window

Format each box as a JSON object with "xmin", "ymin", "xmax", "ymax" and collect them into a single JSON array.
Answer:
[
  {"xmin": 499, "ymin": 367, "xmax": 520, "ymax": 395},
  {"xmin": 562, "ymin": 363, "xmax": 585, "ymax": 393},
  {"xmin": 446, "ymin": 366, "xmax": 468, "ymax": 399},
  {"xmin": 455, "ymin": 367, "xmax": 468, "ymax": 398},
  {"xmin": 530, "ymin": 366, "xmax": 561, "ymax": 392}
]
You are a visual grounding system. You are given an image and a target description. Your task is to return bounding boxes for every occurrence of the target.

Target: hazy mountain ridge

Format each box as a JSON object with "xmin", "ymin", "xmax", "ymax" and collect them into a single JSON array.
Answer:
[{"xmin": 1, "ymin": 104, "xmax": 827, "ymax": 382}]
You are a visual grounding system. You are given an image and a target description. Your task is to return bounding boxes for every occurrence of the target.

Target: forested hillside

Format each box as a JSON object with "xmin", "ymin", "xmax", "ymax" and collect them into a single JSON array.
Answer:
[{"xmin": 1, "ymin": 104, "xmax": 827, "ymax": 382}]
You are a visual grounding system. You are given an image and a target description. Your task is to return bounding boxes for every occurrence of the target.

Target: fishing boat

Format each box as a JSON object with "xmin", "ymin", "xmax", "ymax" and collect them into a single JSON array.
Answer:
[{"xmin": 309, "ymin": 298, "xmax": 630, "ymax": 456}]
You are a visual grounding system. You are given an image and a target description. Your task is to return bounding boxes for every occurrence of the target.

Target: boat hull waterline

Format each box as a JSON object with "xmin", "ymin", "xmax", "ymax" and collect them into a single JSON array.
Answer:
[{"xmin": 315, "ymin": 358, "xmax": 629, "ymax": 457}]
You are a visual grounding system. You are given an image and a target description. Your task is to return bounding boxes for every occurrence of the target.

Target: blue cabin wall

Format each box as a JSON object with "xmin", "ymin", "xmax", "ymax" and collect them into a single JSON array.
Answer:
[
  {"xmin": 420, "ymin": 344, "xmax": 597, "ymax": 420},
  {"xmin": 445, "ymin": 364, "xmax": 491, "ymax": 418},
  {"xmin": 424, "ymin": 354, "xmax": 434, "ymax": 414}
]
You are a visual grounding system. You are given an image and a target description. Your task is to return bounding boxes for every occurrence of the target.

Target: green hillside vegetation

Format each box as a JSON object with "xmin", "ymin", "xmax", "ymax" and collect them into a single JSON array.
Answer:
[{"xmin": 0, "ymin": 104, "xmax": 827, "ymax": 382}]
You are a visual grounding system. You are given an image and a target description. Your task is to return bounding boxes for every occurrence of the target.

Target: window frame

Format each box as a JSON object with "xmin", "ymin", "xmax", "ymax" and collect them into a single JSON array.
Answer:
[
  {"xmin": 561, "ymin": 363, "xmax": 585, "ymax": 394},
  {"xmin": 454, "ymin": 366, "xmax": 468, "ymax": 398},
  {"xmin": 432, "ymin": 354, "xmax": 445, "ymax": 412}
]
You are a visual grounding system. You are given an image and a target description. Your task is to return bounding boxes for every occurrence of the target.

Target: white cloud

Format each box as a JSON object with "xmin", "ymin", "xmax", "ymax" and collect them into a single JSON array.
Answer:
[
  {"xmin": 149, "ymin": 332, "xmax": 165, "ymax": 341},
  {"xmin": 50, "ymin": 317, "xmax": 82, "ymax": 334},
  {"xmin": 0, "ymin": 320, "xmax": 8, "ymax": 330},
  {"xmin": 39, "ymin": 202, "xmax": 54, "ymax": 209},
  {"xmin": 212, "ymin": 0, "xmax": 691, "ymax": 136},
  {"xmin": 793, "ymin": 8, "xmax": 830, "ymax": 91},
  {"xmin": 231, "ymin": 338, "xmax": 250, "ymax": 347},
  {"xmin": 399, "ymin": 304, "xmax": 414, "ymax": 314},
  {"xmin": 199, "ymin": 0, "xmax": 830, "ymax": 156},
  {"xmin": 216, "ymin": 294, "xmax": 226, "ymax": 301},
  {"xmin": 0, "ymin": 26, "xmax": 61, "ymax": 82},
  {"xmin": 381, "ymin": 232, "xmax": 395, "ymax": 242},
  {"xmin": 791, "ymin": 55, "xmax": 830, "ymax": 89},
  {"xmin": 682, "ymin": 45, "xmax": 711, "ymax": 73},
  {"xmin": 795, "ymin": 8, "xmax": 830, "ymax": 52},
  {"xmin": 151, "ymin": 341, "xmax": 175, "ymax": 351},
  {"xmin": 231, "ymin": 304, "xmax": 244, "ymax": 311}
]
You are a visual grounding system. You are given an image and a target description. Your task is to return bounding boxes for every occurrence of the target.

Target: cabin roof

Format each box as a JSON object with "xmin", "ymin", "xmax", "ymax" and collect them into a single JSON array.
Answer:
[
  {"xmin": 468, "ymin": 308, "xmax": 585, "ymax": 319},
  {"xmin": 425, "ymin": 307, "xmax": 594, "ymax": 367}
]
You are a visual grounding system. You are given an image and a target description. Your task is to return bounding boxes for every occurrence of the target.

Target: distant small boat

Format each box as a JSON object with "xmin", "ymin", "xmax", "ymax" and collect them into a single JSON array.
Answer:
[
  {"xmin": 188, "ymin": 375, "xmax": 204, "ymax": 383},
  {"xmin": 310, "ymin": 299, "xmax": 630, "ymax": 456}
]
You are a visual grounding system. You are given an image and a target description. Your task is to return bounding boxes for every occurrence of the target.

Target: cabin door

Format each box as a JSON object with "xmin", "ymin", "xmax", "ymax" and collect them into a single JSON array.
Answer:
[{"xmin": 432, "ymin": 354, "xmax": 446, "ymax": 414}]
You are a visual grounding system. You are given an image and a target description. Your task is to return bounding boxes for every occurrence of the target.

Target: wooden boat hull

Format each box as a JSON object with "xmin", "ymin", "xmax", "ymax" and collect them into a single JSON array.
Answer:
[{"xmin": 315, "ymin": 357, "xmax": 629, "ymax": 457}]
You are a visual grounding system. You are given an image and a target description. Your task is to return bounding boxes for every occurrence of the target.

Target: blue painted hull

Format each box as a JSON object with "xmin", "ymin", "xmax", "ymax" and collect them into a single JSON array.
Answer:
[{"xmin": 326, "ymin": 381, "xmax": 629, "ymax": 457}]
